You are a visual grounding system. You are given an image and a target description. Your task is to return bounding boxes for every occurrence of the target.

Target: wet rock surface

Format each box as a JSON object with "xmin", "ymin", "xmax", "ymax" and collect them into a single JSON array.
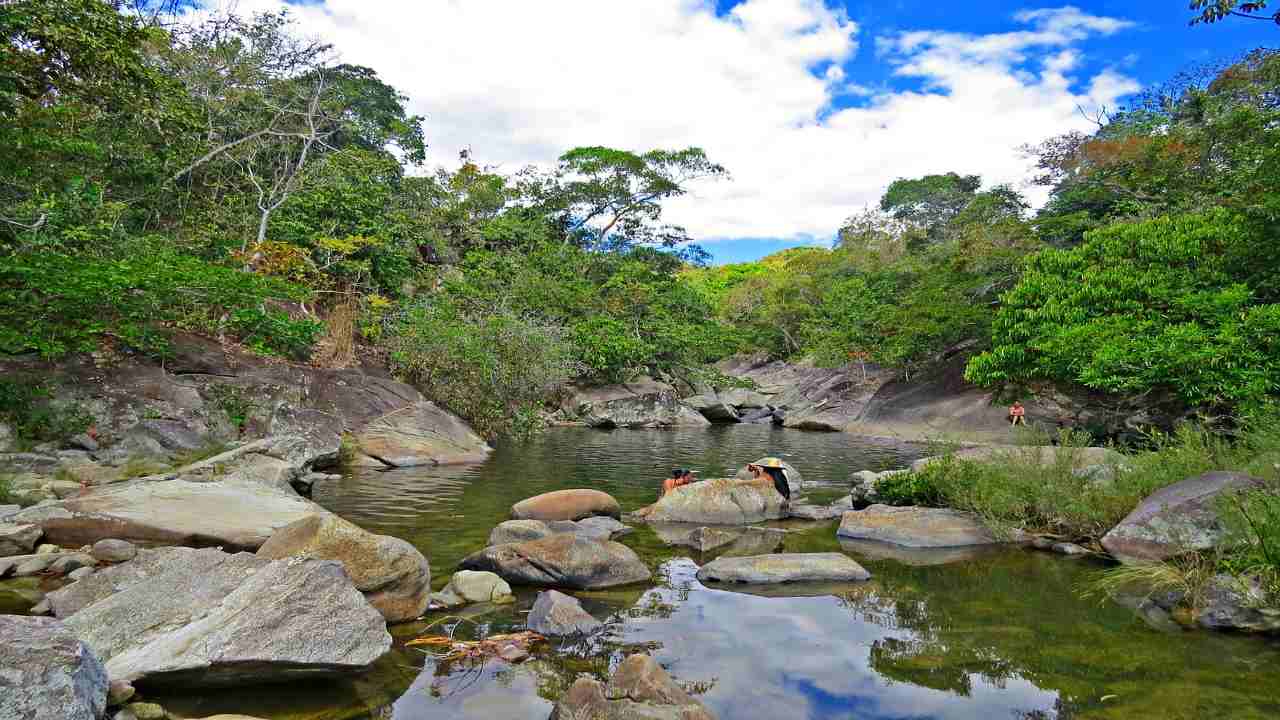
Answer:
[
  {"xmin": 527, "ymin": 589, "xmax": 602, "ymax": 636},
  {"xmin": 511, "ymin": 489, "xmax": 622, "ymax": 521},
  {"xmin": 632, "ymin": 478, "xmax": 787, "ymax": 525},
  {"xmin": 837, "ymin": 504, "xmax": 1000, "ymax": 548},
  {"xmin": 459, "ymin": 534, "xmax": 651, "ymax": 590},
  {"xmin": 695, "ymin": 552, "xmax": 870, "ymax": 584}
]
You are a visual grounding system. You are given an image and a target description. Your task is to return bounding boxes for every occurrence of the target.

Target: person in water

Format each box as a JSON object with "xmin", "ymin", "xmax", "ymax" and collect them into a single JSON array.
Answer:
[
  {"xmin": 748, "ymin": 458, "xmax": 791, "ymax": 501},
  {"xmin": 662, "ymin": 467, "xmax": 694, "ymax": 497}
]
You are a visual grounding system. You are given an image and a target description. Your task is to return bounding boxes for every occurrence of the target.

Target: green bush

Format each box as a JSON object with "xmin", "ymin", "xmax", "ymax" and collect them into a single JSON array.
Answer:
[
  {"xmin": 0, "ymin": 377, "xmax": 91, "ymax": 447},
  {"xmin": 873, "ymin": 469, "xmax": 945, "ymax": 507}
]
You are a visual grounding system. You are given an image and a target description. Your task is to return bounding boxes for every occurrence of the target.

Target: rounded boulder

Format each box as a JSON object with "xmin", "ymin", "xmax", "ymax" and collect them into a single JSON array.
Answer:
[{"xmin": 511, "ymin": 489, "xmax": 621, "ymax": 522}]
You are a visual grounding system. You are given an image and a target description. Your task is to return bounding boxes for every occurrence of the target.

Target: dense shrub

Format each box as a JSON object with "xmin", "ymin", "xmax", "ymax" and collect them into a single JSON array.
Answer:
[{"xmin": 0, "ymin": 377, "xmax": 91, "ymax": 447}]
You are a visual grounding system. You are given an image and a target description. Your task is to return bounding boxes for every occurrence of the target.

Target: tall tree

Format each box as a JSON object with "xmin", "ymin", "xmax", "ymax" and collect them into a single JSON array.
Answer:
[{"xmin": 1190, "ymin": 1, "xmax": 1280, "ymax": 26}]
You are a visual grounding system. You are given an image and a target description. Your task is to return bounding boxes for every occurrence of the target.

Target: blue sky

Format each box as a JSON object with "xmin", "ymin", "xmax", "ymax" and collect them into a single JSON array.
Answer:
[{"xmin": 251, "ymin": 1, "xmax": 1275, "ymax": 264}]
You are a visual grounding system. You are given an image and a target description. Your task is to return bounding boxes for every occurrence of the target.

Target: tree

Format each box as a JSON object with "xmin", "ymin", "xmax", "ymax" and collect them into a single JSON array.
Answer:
[
  {"xmin": 1190, "ymin": 1, "xmax": 1280, "ymax": 26},
  {"xmin": 879, "ymin": 173, "xmax": 982, "ymax": 244},
  {"xmin": 526, "ymin": 146, "xmax": 726, "ymax": 252}
]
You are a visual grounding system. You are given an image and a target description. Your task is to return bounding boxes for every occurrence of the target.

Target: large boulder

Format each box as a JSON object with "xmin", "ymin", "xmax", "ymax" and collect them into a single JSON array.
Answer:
[
  {"xmin": 632, "ymin": 478, "xmax": 786, "ymax": 525},
  {"xmin": 459, "ymin": 534, "xmax": 650, "ymax": 590},
  {"xmin": 562, "ymin": 378, "xmax": 710, "ymax": 429},
  {"xmin": 256, "ymin": 513, "xmax": 431, "ymax": 622},
  {"xmin": 353, "ymin": 400, "xmax": 491, "ymax": 467},
  {"xmin": 431, "ymin": 570, "xmax": 513, "ymax": 608},
  {"xmin": 527, "ymin": 589, "xmax": 602, "ymax": 636},
  {"xmin": 837, "ymin": 505, "xmax": 1000, "ymax": 547},
  {"xmin": 732, "ymin": 458, "xmax": 804, "ymax": 498},
  {"xmin": 0, "ymin": 521, "xmax": 42, "ymax": 556},
  {"xmin": 45, "ymin": 547, "xmax": 211, "ymax": 618},
  {"xmin": 1101, "ymin": 471, "xmax": 1266, "ymax": 563},
  {"xmin": 684, "ymin": 394, "xmax": 740, "ymax": 423},
  {"xmin": 511, "ymin": 489, "xmax": 621, "ymax": 521},
  {"xmin": 488, "ymin": 517, "xmax": 632, "ymax": 546},
  {"xmin": 695, "ymin": 553, "xmax": 870, "ymax": 584},
  {"xmin": 549, "ymin": 654, "xmax": 716, "ymax": 720},
  {"xmin": 60, "ymin": 549, "xmax": 391, "ymax": 687},
  {"xmin": 0, "ymin": 615, "xmax": 108, "ymax": 720}
]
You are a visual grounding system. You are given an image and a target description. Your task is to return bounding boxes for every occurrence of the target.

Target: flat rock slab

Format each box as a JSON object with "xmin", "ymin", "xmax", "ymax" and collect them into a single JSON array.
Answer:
[
  {"xmin": 696, "ymin": 552, "xmax": 870, "ymax": 584},
  {"xmin": 10, "ymin": 478, "xmax": 325, "ymax": 550},
  {"xmin": 837, "ymin": 505, "xmax": 999, "ymax": 548},
  {"xmin": 60, "ymin": 549, "xmax": 390, "ymax": 687},
  {"xmin": 0, "ymin": 615, "xmax": 108, "ymax": 720},
  {"xmin": 1101, "ymin": 471, "xmax": 1265, "ymax": 563},
  {"xmin": 632, "ymin": 478, "xmax": 786, "ymax": 525},
  {"xmin": 460, "ymin": 534, "xmax": 650, "ymax": 590},
  {"xmin": 511, "ymin": 489, "xmax": 621, "ymax": 521}
]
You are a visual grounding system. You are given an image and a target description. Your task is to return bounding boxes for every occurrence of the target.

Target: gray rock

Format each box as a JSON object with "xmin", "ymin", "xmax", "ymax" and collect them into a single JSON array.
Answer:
[
  {"xmin": 63, "ymin": 549, "xmax": 391, "ymax": 687},
  {"xmin": 549, "ymin": 654, "xmax": 715, "ymax": 720},
  {"xmin": 1196, "ymin": 574, "xmax": 1280, "ymax": 633},
  {"xmin": 684, "ymin": 394, "xmax": 740, "ymax": 423},
  {"xmin": 837, "ymin": 504, "xmax": 1000, "ymax": 548},
  {"xmin": 47, "ymin": 547, "xmax": 218, "ymax": 618},
  {"xmin": 696, "ymin": 552, "xmax": 870, "ymax": 584},
  {"xmin": 837, "ymin": 537, "xmax": 1002, "ymax": 566},
  {"xmin": 48, "ymin": 553, "xmax": 97, "ymax": 576},
  {"xmin": 719, "ymin": 387, "xmax": 771, "ymax": 409},
  {"xmin": 0, "ymin": 521, "xmax": 42, "ymax": 556},
  {"xmin": 0, "ymin": 615, "xmax": 108, "ymax": 720},
  {"xmin": 256, "ymin": 513, "xmax": 431, "ymax": 623},
  {"xmin": 488, "ymin": 519, "xmax": 554, "ymax": 546},
  {"xmin": 68, "ymin": 433, "xmax": 100, "ymax": 452},
  {"xmin": 788, "ymin": 496, "xmax": 853, "ymax": 521},
  {"xmin": 0, "ymin": 504, "xmax": 22, "ymax": 519},
  {"xmin": 563, "ymin": 378, "xmax": 711, "ymax": 429},
  {"xmin": 133, "ymin": 419, "xmax": 207, "ymax": 452},
  {"xmin": 1051, "ymin": 542, "xmax": 1089, "ymax": 556},
  {"xmin": 460, "ymin": 534, "xmax": 651, "ymax": 590},
  {"xmin": 91, "ymin": 538, "xmax": 137, "ymax": 564},
  {"xmin": 574, "ymin": 515, "xmax": 632, "ymax": 540},
  {"xmin": 739, "ymin": 406, "xmax": 776, "ymax": 424},
  {"xmin": 15, "ymin": 555, "xmax": 53, "ymax": 576},
  {"xmin": 432, "ymin": 570, "xmax": 514, "ymax": 608},
  {"xmin": 633, "ymin": 477, "xmax": 787, "ymax": 525},
  {"xmin": 527, "ymin": 589, "xmax": 603, "ymax": 636},
  {"xmin": 1101, "ymin": 471, "xmax": 1265, "ymax": 563},
  {"xmin": 0, "ymin": 452, "xmax": 61, "ymax": 474},
  {"xmin": 67, "ymin": 566, "xmax": 96, "ymax": 581},
  {"xmin": 647, "ymin": 524, "xmax": 787, "ymax": 555}
]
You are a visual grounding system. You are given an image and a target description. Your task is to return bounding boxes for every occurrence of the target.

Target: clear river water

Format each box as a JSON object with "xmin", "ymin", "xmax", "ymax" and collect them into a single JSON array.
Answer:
[{"xmin": 36, "ymin": 426, "xmax": 1280, "ymax": 719}]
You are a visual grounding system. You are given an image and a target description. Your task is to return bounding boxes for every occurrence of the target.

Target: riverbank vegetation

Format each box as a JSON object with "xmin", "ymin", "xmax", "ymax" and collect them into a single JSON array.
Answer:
[{"xmin": 4, "ymin": 2, "xmax": 1278, "ymax": 441}]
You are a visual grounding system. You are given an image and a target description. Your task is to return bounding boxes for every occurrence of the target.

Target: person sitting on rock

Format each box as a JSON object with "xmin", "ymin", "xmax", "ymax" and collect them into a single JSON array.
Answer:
[
  {"xmin": 662, "ymin": 468, "xmax": 693, "ymax": 497},
  {"xmin": 1008, "ymin": 400, "xmax": 1027, "ymax": 426},
  {"xmin": 748, "ymin": 458, "xmax": 791, "ymax": 501}
]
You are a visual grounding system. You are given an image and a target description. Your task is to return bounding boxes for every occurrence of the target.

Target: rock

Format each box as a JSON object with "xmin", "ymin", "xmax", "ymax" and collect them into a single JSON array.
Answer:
[
  {"xmin": 1101, "ymin": 471, "xmax": 1266, "ymax": 563},
  {"xmin": 0, "ymin": 615, "xmax": 109, "ymax": 720},
  {"xmin": 107, "ymin": 679, "xmax": 136, "ymax": 706},
  {"xmin": 0, "ymin": 452, "xmax": 61, "ymax": 474},
  {"xmin": 788, "ymin": 495, "xmax": 853, "ymax": 521},
  {"xmin": 574, "ymin": 515, "xmax": 633, "ymax": 540},
  {"xmin": 733, "ymin": 457, "xmax": 804, "ymax": 498},
  {"xmin": 15, "ymin": 555, "xmax": 53, "ymax": 576},
  {"xmin": 0, "ymin": 504, "xmax": 19, "ymax": 519},
  {"xmin": 549, "ymin": 654, "xmax": 715, "ymax": 720},
  {"xmin": 0, "ymin": 521, "xmax": 42, "ymax": 556},
  {"xmin": 739, "ymin": 406, "xmax": 775, "ymax": 424},
  {"xmin": 632, "ymin": 478, "xmax": 787, "ymax": 525},
  {"xmin": 649, "ymin": 525, "xmax": 789, "ymax": 556},
  {"xmin": 68, "ymin": 433, "xmax": 100, "ymax": 452},
  {"xmin": 133, "ymin": 419, "xmax": 206, "ymax": 453},
  {"xmin": 62, "ymin": 549, "xmax": 391, "ymax": 687},
  {"xmin": 67, "ymin": 566, "xmax": 95, "ymax": 581},
  {"xmin": 562, "ymin": 378, "xmax": 711, "ymax": 429},
  {"xmin": 511, "ymin": 489, "xmax": 621, "ymax": 521},
  {"xmin": 488, "ymin": 519, "xmax": 555, "ymax": 546},
  {"xmin": 1051, "ymin": 542, "xmax": 1089, "ymax": 556},
  {"xmin": 527, "ymin": 589, "xmax": 603, "ymax": 636},
  {"xmin": 60, "ymin": 462, "xmax": 125, "ymax": 487},
  {"xmin": 47, "ymin": 547, "xmax": 217, "ymax": 618},
  {"xmin": 37, "ymin": 543, "xmax": 61, "ymax": 554},
  {"xmin": 459, "ymin": 534, "xmax": 651, "ymax": 590},
  {"xmin": 90, "ymin": 538, "xmax": 137, "ymax": 564},
  {"xmin": 837, "ymin": 505, "xmax": 1000, "ymax": 547},
  {"xmin": 10, "ymin": 475, "xmax": 325, "ymax": 550},
  {"xmin": 837, "ymin": 537, "xmax": 1001, "ymax": 566},
  {"xmin": 432, "ymin": 570, "xmax": 514, "ymax": 608},
  {"xmin": 126, "ymin": 702, "xmax": 167, "ymax": 720},
  {"xmin": 719, "ymin": 388, "xmax": 771, "ymax": 409},
  {"xmin": 910, "ymin": 445, "xmax": 1125, "ymax": 473},
  {"xmin": 684, "ymin": 394, "xmax": 740, "ymax": 423},
  {"xmin": 1196, "ymin": 574, "xmax": 1280, "ymax": 633},
  {"xmin": 353, "ymin": 400, "xmax": 491, "ymax": 467},
  {"xmin": 696, "ymin": 552, "xmax": 870, "ymax": 584},
  {"xmin": 257, "ymin": 513, "xmax": 431, "ymax": 622}
]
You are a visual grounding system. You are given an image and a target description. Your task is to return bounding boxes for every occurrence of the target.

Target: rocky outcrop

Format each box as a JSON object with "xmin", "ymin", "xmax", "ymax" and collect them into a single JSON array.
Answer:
[
  {"xmin": 713, "ymin": 355, "xmax": 893, "ymax": 432},
  {"xmin": 459, "ymin": 534, "xmax": 651, "ymax": 590},
  {"xmin": 1101, "ymin": 471, "xmax": 1265, "ymax": 563},
  {"xmin": 511, "ymin": 489, "xmax": 621, "ymax": 521},
  {"xmin": 256, "ymin": 513, "xmax": 431, "ymax": 622},
  {"xmin": 0, "ymin": 521, "xmax": 42, "ymax": 556},
  {"xmin": 549, "ymin": 654, "xmax": 716, "ymax": 720},
  {"xmin": 58, "ymin": 548, "xmax": 391, "ymax": 687},
  {"xmin": 837, "ymin": 505, "xmax": 1000, "ymax": 548},
  {"xmin": 560, "ymin": 377, "xmax": 710, "ymax": 429},
  {"xmin": 695, "ymin": 553, "xmax": 870, "ymax": 584},
  {"xmin": 0, "ymin": 615, "xmax": 109, "ymax": 720},
  {"xmin": 431, "ymin": 570, "xmax": 514, "ymax": 608},
  {"xmin": 632, "ymin": 478, "xmax": 787, "ymax": 525},
  {"xmin": 527, "ymin": 589, "xmax": 602, "ymax": 636}
]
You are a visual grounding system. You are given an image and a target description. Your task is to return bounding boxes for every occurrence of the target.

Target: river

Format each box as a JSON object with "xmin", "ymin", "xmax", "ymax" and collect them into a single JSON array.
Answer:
[{"xmin": 137, "ymin": 426, "xmax": 1280, "ymax": 719}]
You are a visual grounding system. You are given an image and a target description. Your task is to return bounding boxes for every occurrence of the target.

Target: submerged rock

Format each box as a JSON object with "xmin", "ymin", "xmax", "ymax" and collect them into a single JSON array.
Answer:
[
  {"xmin": 59, "ymin": 549, "xmax": 391, "ymax": 687},
  {"xmin": 257, "ymin": 513, "xmax": 431, "ymax": 622},
  {"xmin": 459, "ymin": 534, "xmax": 650, "ymax": 590},
  {"xmin": 650, "ymin": 524, "xmax": 788, "ymax": 556},
  {"xmin": 527, "ymin": 589, "xmax": 603, "ymax": 636},
  {"xmin": 837, "ymin": 537, "xmax": 1002, "ymax": 566},
  {"xmin": 1101, "ymin": 471, "xmax": 1265, "ymax": 563},
  {"xmin": 0, "ymin": 615, "xmax": 108, "ymax": 720},
  {"xmin": 837, "ymin": 505, "xmax": 1000, "ymax": 548},
  {"xmin": 1195, "ymin": 574, "xmax": 1280, "ymax": 633},
  {"xmin": 696, "ymin": 552, "xmax": 870, "ymax": 584},
  {"xmin": 511, "ymin": 489, "xmax": 621, "ymax": 521},
  {"xmin": 432, "ymin": 570, "xmax": 514, "ymax": 608},
  {"xmin": 549, "ymin": 654, "xmax": 716, "ymax": 720},
  {"xmin": 632, "ymin": 478, "xmax": 787, "ymax": 525}
]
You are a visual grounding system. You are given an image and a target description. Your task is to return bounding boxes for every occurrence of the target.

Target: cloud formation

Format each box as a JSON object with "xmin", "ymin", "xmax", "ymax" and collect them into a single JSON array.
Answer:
[{"xmin": 199, "ymin": 1, "xmax": 1139, "ymax": 243}]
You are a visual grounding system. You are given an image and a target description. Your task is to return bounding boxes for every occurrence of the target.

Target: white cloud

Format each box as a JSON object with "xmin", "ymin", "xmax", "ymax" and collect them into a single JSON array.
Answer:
[{"xmin": 193, "ymin": 1, "xmax": 1139, "ymax": 243}]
